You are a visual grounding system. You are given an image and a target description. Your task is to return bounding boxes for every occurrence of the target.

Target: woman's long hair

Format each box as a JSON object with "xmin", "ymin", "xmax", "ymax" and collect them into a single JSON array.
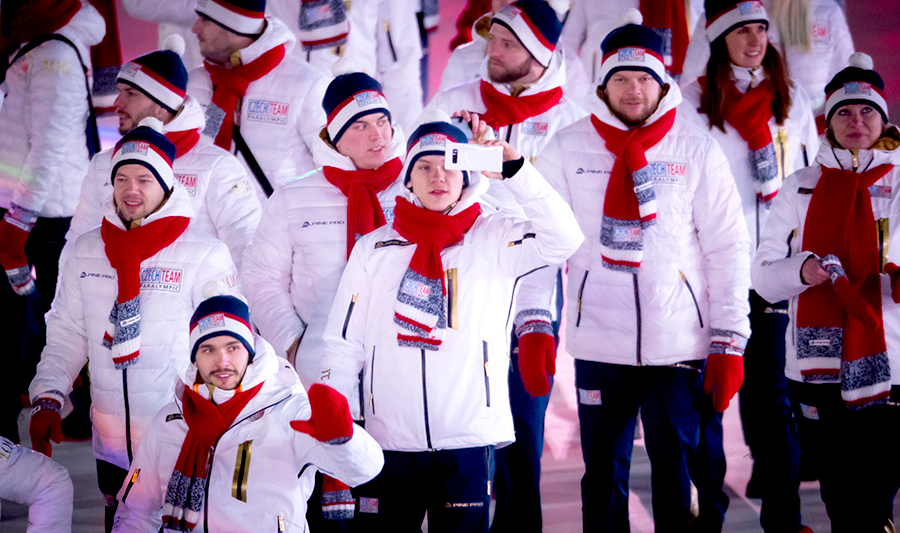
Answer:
[
  {"xmin": 771, "ymin": 0, "xmax": 813, "ymax": 53},
  {"xmin": 699, "ymin": 37, "xmax": 794, "ymax": 132}
]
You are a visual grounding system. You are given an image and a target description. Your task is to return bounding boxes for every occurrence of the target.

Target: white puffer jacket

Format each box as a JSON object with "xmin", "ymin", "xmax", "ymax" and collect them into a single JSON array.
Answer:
[
  {"xmin": 0, "ymin": 437, "xmax": 73, "ymax": 533},
  {"xmin": 62, "ymin": 95, "xmax": 262, "ymax": 271},
  {"xmin": 439, "ymin": 15, "xmax": 590, "ymax": 102},
  {"xmin": 241, "ymin": 127, "xmax": 407, "ymax": 389},
  {"xmin": 29, "ymin": 185, "xmax": 242, "ymax": 470},
  {"xmin": 112, "ymin": 342, "xmax": 384, "ymax": 533},
  {"xmin": 119, "ymin": 0, "xmax": 203, "ymax": 71},
  {"xmin": 752, "ymin": 133, "xmax": 900, "ymax": 385},
  {"xmin": 0, "ymin": 1, "xmax": 105, "ymax": 217},
  {"xmin": 536, "ymin": 82, "xmax": 751, "ymax": 366},
  {"xmin": 187, "ymin": 16, "xmax": 329, "ymax": 201},
  {"xmin": 681, "ymin": 67, "xmax": 819, "ymax": 255},
  {"xmin": 319, "ymin": 164, "xmax": 584, "ymax": 452}
]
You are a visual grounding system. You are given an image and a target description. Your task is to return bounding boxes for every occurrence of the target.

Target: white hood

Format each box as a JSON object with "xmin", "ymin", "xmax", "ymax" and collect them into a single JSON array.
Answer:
[
  {"xmin": 163, "ymin": 94, "xmax": 206, "ymax": 134},
  {"xmin": 585, "ymin": 74, "xmax": 683, "ymax": 131},
  {"xmin": 239, "ymin": 15, "xmax": 297, "ymax": 63},
  {"xmin": 57, "ymin": 0, "xmax": 106, "ymax": 58}
]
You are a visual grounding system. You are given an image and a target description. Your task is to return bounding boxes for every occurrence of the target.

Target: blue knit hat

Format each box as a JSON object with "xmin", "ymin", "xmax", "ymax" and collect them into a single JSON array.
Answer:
[
  {"xmin": 491, "ymin": 0, "xmax": 562, "ymax": 67},
  {"xmin": 322, "ymin": 60, "xmax": 391, "ymax": 145},
  {"xmin": 824, "ymin": 52, "xmax": 888, "ymax": 125},
  {"xmin": 599, "ymin": 9, "xmax": 666, "ymax": 86},
  {"xmin": 110, "ymin": 118, "xmax": 177, "ymax": 194},
  {"xmin": 401, "ymin": 120, "xmax": 470, "ymax": 188},
  {"xmin": 704, "ymin": 0, "xmax": 768, "ymax": 43},
  {"xmin": 117, "ymin": 35, "xmax": 188, "ymax": 115},
  {"xmin": 189, "ymin": 296, "xmax": 256, "ymax": 363},
  {"xmin": 196, "ymin": 0, "xmax": 266, "ymax": 37}
]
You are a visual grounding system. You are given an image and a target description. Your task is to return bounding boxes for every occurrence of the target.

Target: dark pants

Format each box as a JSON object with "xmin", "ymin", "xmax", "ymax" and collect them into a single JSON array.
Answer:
[
  {"xmin": 353, "ymin": 446, "xmax": 494, "ymax": 532},
  {"xmin": 97, "ymin": 459, "xmax": 129, "ymax": 533},
  {"xmin": 0, "ymin": 212, "xmax": 69, "ymax": 443},
  {"xmin": 690, "ymin": 393, "xmax": 728, "ymax": 532},
  {"xmin": 789, "ymin": 382, "xmax": 900, "ymax": 533},
  {"xmin": 576, "ymin": 359, "xmax": 703, "ymax": 532}
]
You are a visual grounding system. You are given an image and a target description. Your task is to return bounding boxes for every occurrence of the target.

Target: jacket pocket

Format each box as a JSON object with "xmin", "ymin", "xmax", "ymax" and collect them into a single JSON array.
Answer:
[
  {"xmin": 679, "ymin": 271, "xmax": 703, "ymax": 328},
  {"xmin": 232, "ymin": 440, "xmax": 253, "ymax": 502},
  {"xmin": 341, "ymin": 293, "xmax": 358, "ymax": 340},
  {"xmin": 482, "ymin": 341, "xmax": 491, "ymax": 408},
  {"xmin": 383, "ymin": 20, "xmax": 398, "ymax": 62},
  {"xmin": 575, "ymin": 270, "xmax": 589, "ymax": 327}
]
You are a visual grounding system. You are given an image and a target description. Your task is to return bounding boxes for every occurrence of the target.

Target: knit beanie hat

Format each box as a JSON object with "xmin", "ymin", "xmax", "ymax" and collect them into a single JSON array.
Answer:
[
  {"xmin": 599, "ymin": 9, "xmax": 666, "ymax": 86},
  {"xmin": 704, "ymin": 0, "xmax": 768, "ymax": 43},
  {"xmin": 323, "ymin": 58, "xmax": 391, "ymax": 145},
  {"xmin": 195, "ymin": 0, "xmax": 266, "ymax": 37},
  {"xmin": 110, "ymin": 117, "xmax": 177, "ymax": 194},
  {"xmin": 401, "ymin": 113, "xmax": 470, "ymax": 188},
  {"xmin": 189, "ymin": 296, "xmax": 256, "ymax": 363},
  {"xmin": 117, "ymin": 35, "xmax": 188, "ymax": 115},
  {"xmin": 824, "ymin": 52, "xmax": 888, "ymax": 125},
  {"xmin": 491, "ymin": 0, "xmax": 562, "ymax": 67}
]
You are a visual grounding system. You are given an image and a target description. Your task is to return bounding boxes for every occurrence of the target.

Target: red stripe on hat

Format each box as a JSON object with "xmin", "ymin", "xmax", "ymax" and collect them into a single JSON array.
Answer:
[
  {"xmin": 705, "ymin": 4, "xmax": 738, "ymax": 28},
  {"xmin": 602, "ymin": 47, "xmax": 664, "ymax": 65},
  {"xmin": 142, "ymin": 68, "xmax": 187, "ymax": 99},
  {"xmin": 212, "ymin": 0, "xmax": 265, "ymax": 19},
  {"xmin": 327, "ymin": 89, "xmax": 387, "ymax": 124},
  {"xmin": 826, "ymin": 83, "xmax": 886, "ymax": 101},
  {"xmin": 517, "ymin": 10, "xmax": 555, "ymax": 52},
  {"xmin": 148, "ymin": 143, "xmax": 175, "ymax": 167}
]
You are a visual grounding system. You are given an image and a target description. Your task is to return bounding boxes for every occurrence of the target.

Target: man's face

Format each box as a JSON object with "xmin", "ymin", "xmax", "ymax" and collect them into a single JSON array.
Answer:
[
  {"xmin": 193, "ymin": 336, "xmax": 250, "ymax": 391},
  {"xmin": 724, "ymin": 23, "xmax": 768, "ymax": 69},
  {"xmin": 603, "ymin": 70, "xmax": 663, "ymax": 126},
  {"xmin": 113, "ymin": 83, "xmax": 164, "ymax": 135},
  {"xmin": 334, "ymin": 113, "xmax": 393, "ymax": 170},
  {"xmin": 830, "ymin": 104, "xmax": 884, "ymax": 150},
  {"xmin": 113, "ymin": 164, "xmax": 166, "ymax": 223},
  {"xmin": 192, "ymin": 15, "xmax": 248, "ymax": 63},
  {"xmin": 486, "ymin": 23, "xmax": 535, "ymax": 85},
  {"xmin": 408, "ymin": 155, "xmax": 465, "ymax": 212}
]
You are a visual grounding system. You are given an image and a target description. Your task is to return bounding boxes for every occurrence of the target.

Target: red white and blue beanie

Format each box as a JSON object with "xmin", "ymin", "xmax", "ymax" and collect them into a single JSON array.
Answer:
[
  {"xmin": 704, "ymin": 0, "xmax": 768, "ymax": 43},
  {"xmin": 196, "ymin": 0, "xmax": 266, "ymax": 37},
  {"xmin": 824, "ymin": 52, "xmax": 888, "ymax": 125},
  {"xmin": 491, "ymin": 0, "xmax": 562, "ymax": 67},
  {"xmin": 189, "ymin": 296, "xmax": 256, "ymax": 362},
  {"xmin": 599, "ymin": 9, "xmax": 666, "ymax": 86},
  {"xmin": 117, "ymin": 35, "xmax": 188, "ymax": 115},
  {"xmin": 111, "ymin": 118, "xmax": 177, "ymax": 193},
  {"xmin": 322, "ymin": 58, "xmax": 391, "ymax": 145},
  {"xmin": 401, "ymin": 116, "xmax": 470, "ymax": 188}
]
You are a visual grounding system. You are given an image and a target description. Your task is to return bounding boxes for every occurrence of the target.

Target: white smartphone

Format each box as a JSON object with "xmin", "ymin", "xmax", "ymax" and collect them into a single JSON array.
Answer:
[{"xmin": 444, "ymin": 142, "xmax": 503, "ymax": 172}]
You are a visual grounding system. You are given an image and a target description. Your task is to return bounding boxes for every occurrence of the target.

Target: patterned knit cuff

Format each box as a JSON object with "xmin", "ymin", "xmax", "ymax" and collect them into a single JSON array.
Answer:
[
  {"xmin": 709, "ymin": 329, "xmax": 747, "ymax": 357},
  {"xmin": 3, "ymin": 203, "xmax": 40, "ymax": 233},
  {"xmin": 515, "ymin": 309, "xmax": 553, "ymax": 338},
  {"xmin": 820, "ymin": 254, "xmax": 846, "ymax": 283},
  {"xmin": 31, "ymin": 396, "xmax": 62, "ymax": 416}
]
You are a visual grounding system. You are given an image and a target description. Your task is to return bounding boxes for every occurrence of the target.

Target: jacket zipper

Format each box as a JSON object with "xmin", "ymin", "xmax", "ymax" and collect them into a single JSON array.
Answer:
[
  {"xmin": 852, "ymin": 151, "xmax": 859, "ymax": 171},
  {"xmin": 277, "ymin": 515, "xmax": 285, "ymax": 532},
  {"xmin": 369, "ymin": 346, "xmax": 376, "ymax": 414},
  {"xmin": 204, "ymin": 441, "xmax": 218, "ymax": 533},
  {"xmin": 633, "ymin": 274, "xmax": 642, "ymax": 366},
  {"xmin": 776, "ymin": 128, "xmax": 788, "ymax": 181},
  {"xmin": 421, "ymin": 349, "xmax": 433, "ymax": 449},
  {"xmin": 482, "ymin": 341, "xmax": 491, "ymax": 407},
  {"xmin": 121, "ymin": 468, "xmax": 140, "ymax": 502},
  {"xmin": 341, "ymin": 294, "xmax": 358, "ymax": 340},
  {"xmin": 575, "ymin": 270, "xmax": 589, "ymax": 326},
  {"xmin": 679, "ymin": 271, "xmax": 704, "ymax": 328},
  {"xmin": 383, "ymin": 21, "xmax": 398, "ymax": 62},
  {"xmin": 122, "ymin": 369, "xmax": 134, "ymax": 463},
  {"xmin": 504, "ymin": 125, "xmax": 513, "ymax": 143}
]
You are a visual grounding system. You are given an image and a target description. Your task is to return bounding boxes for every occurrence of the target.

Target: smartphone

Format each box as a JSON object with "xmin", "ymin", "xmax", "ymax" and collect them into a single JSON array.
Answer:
[{"xmin": 444, "ymin": 142, "xmax": 503, "ymax": 172}]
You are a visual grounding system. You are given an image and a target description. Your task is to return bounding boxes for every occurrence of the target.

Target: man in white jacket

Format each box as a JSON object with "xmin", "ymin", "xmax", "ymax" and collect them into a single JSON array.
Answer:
[
  {"xmin": 319, "ymin": 119, "xmax": 583, "ymax": 531},
  {"xmin": 28, "ymin": 122, "xmax": 241, "ymax": 532},
  {"xmin": 0, "ymin": 436, "xmax": 73, "ymax": 533},
  {"xmin": 112, "ymin": 295, "xmax": 384, "ymax": 533},
  {"xmin": 535, "ymin": 18, "xmax": 750, "ymax": 530},
  {"xmin": 63, "ymin": 37, "xmax": 261, "ymax": 272},
  {"xmin": 187, "ymin": 0, "xmax": 329, "ymax": 201},
  {"xmin": 0, "ymin": 0, "xmax": 104, "ymax": 445}
]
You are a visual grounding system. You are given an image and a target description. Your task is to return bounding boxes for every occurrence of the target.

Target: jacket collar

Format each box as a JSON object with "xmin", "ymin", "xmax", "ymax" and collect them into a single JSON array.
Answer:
[
  {"xmin": 236, "ymin": 15, "xmax": 296, "ymax": 64},
  {"xmin": 163, "ymin": 94, "xmax": 206, "ymax": 134},
  {"xmin": 815, "ymin": 124, "xmax": 900, "ymax": 171},
  {"xmin": 730, "ymin": 64, "xmax": 766, "ymax": 93},
  {"xmin": 477, "ymin": 48, "xmax": 568, "ymax": 97},
  {"xmin": 101, "ymin": 179, "xmax": 196, "ymax": 230},
  {"xmin": 585, "ymin": 74, "xmax": 682, "ymax": 132},
  {"xmin": 312, "ymin": 123, "xmax": 408, "ymax": 172}
]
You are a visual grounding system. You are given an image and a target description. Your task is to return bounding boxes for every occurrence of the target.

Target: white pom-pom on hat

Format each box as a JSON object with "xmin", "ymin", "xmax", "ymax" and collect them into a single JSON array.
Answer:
[
  {"xmin": 417, "ymin": 108, "xmax": 453, "ymax": 126},
  {"xmin": 162, "ymin": 34, "xmax": 185, "ymax": 57},
  {"xmin": 849, "ymin": 52, "xmax": 874, "ymax": 71},
  {"xmin": 331, "ymin": 56, "xmax": 358, "ymax": 77},
  {"xmin": 621, "ymin": 8, "xmax": 643, "ymax": 26},
  {"xmin": 138, "ymin": 116, "xmax": 164, "ymax": 133}
]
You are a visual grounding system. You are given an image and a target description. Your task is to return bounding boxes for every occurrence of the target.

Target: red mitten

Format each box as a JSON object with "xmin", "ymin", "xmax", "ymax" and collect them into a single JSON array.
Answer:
[
  {"xmin": 704, "ymin": 353, "xmax": 743, "ymax": 412},
  {"xmin": 517, "ymin": 332, "xmax": 556, "ymax": 397},
  {"xmin": 821, "ymin": 255, "xmax": 878, "ymax": 328},
  {"xmin": 884, "ymin": 262, "xmax": 900, "ymax": 304},
  {"xmin": 0, "ymin": 218, "xmax": 35, "ymax": 295},
  {"xmin": 290, "ymin": 384, "xmax": 354, "ymax": 444},
  {"xmin": 29, "ymin": 399, "xmax": 63, "ymax": 457}
]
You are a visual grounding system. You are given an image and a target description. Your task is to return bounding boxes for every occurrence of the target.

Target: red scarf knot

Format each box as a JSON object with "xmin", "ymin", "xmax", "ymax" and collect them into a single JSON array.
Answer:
[{"xmin": 479, "ymin": 80, "xmax": 563, "ymax": 130}]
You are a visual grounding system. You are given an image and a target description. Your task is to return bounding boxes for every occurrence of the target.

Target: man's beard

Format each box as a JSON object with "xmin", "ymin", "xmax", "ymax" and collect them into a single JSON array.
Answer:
[{"xmin": 488, "ymin": 56, "xmax": 532, "ymax": 85}]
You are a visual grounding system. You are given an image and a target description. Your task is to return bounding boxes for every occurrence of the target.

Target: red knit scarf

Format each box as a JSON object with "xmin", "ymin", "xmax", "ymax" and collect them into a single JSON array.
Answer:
[
  {"xmin": 166, "ymin": 129, "xmax": 201, "ymax": 159},
  {"xmin": 479, "ymin": 80, "xmax": 563, "ymax": 130},
  {"xmin": 100, "ymin": 216, "xmax": 189, "ymax": 368},
  {"xmin": 161, "ymin": 382, "xmax": 263, "ymax": 532},
  {"xmin": 640, "ymin": 0, "xmax": 688, "ymax": 76},
  {"xmin": 204, "ymin": 44, "xmax": 286, "ymax": 150},
  {"xmin": 324, "ymin": 157, "xmax": 402, "ymax": 259},
  {"xmin": 714, "ymin": 77, "xmax": 781, "ymax": 203},
  {"xmin": 591, "ymin": 109, "xmax": 676, "ymax": 273},
  {"xmin": 0, "ymin": 0, "xmax": 79, "ymax": 45},
  {"xmin": 797, "ymin": 164, "xmax": 893, "ymax": 409},
  {"xmin": 392, "ymin": 197, "xmax": 481, "ymax": 350}
]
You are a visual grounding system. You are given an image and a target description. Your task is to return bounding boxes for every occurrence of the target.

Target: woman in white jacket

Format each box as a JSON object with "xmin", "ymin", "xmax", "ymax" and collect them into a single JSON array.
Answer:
[
  {"xmin": 0, "ymin": 437, "xmax": 73, "ymax": 533},
  {"xmin": 319, "ymin": 119, "xmax": 583, "ymax": 531},
  {"xmin": 680, "ymin": 1, "xmax": 817, "ymax": 529},
  {"xmin": 752, "ymin": 54, "xmax": 900, "ymax": 533}
]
